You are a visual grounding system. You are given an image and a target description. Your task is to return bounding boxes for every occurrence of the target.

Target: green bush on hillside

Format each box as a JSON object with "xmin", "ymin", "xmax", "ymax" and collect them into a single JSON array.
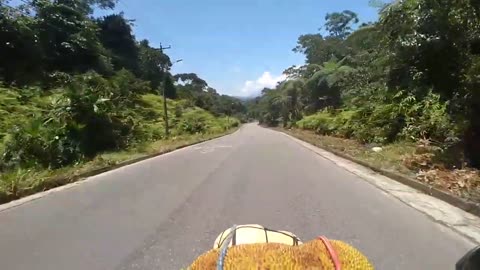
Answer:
[
  {"xmin": 296, "ymin": 90, "xmax": 460, "ymax": 151},
  {"xmin": 0, "ymin": 71, "xmax": 238, "ymax": 172},
  {"xmin": 297, "ymin": 111, "xmax": 335, "ymax": 135},
  {"xmin": 398, "ymin": 91, "xmax": 460, "ymax": 143},
  {"xmin": 179, "ymin": 110, "xmax": 209, "ymax": 134},
  {"xmin": 1, "ymin": 71, "xmax": 138, "ymax": 170},
  {"xmin": 1, "ymin": 119, "xmax": 85, "ymax": 170},
  {"xmin": 351, "ymin": 104, "xmax": 404, "ymax": 144}
]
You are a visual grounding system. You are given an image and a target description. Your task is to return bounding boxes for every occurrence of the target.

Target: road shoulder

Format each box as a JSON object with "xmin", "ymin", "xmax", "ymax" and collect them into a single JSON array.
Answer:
[
  {"xmin": 278, "ymin": 129, "xmax": 480, "ymax": 244},
  {"xmin": 0, "ymin": 127, "xmax": 242, "ymax": 213}
]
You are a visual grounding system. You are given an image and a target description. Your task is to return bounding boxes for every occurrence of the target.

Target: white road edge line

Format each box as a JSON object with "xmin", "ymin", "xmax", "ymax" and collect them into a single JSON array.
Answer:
[
  {"xmin": 0, "ymin": 131, "xmax": 238, "ymax": 213},
  {"xmin": 279, "ymin": 131, "xmax": 480, "ymax": 245}
]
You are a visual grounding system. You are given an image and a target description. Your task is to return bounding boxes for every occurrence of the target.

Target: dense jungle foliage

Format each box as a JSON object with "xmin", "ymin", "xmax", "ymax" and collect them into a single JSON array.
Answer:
[
  {"xmin": 0, "ymin": 0, "xmax": 244, "ymax": 184},
  {"xmin": 247, "ymin": 0, "xmax": 480, "ymax": 169}
]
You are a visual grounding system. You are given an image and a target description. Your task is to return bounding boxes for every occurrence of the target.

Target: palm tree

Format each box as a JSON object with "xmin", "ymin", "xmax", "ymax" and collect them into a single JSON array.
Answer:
[
  {"xmin": 273, "ymin": 80, "xmax": 305, "ymax": 126},
  {"xmin": 305, "ymin": 57, "xmax": 355, "ymax": 110}
]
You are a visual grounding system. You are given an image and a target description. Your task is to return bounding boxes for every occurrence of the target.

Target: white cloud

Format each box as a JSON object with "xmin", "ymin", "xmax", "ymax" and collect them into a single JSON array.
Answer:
[{"xmin": 240, "ymin": 72, "xmax": 286, "ymax": 97}]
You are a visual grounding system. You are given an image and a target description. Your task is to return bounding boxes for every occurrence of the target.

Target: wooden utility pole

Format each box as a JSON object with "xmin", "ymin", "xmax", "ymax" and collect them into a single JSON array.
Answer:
[
  {"xmin": 158, "ymin": 43, "xmax": 182, "ymax": 138},
  {"xmin": 159, "ymin": 43, "xmax": 171, "ymax": 52},
  {"xmin": 159, "ymin": 43, "xmax": 171, "ymax": 137},
  {"xmin": 163, "ymin": 84, "xmax": 170, "ymax": 137}
]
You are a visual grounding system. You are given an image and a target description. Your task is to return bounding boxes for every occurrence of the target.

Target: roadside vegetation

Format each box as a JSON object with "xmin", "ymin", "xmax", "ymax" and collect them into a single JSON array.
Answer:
[
  {"xmin": 0, "ymin": 0, "xmax": 244, "ymax": 202},
  {"xmin": 246, "ymin": 0, "xmax": 480, "ymax": 202}
]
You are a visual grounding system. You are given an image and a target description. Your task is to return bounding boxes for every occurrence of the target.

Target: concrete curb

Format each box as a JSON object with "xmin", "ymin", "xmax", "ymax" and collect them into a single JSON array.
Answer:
[
  {"xmin": 279, "ymin": 130, "xmax": 480, "ymax": 218},
  {"xmin": 0, "ymin": 127, "xmax": 241, "ymax": 210}
]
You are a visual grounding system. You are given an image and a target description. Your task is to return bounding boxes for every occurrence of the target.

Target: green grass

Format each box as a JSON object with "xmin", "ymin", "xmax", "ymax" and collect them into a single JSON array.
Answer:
[
  {"xmin": 0, "ymin": 88, "xmax": 240, "ymax": 204},
  {"xmin": 281, "ymin": 128, "xmax": 416, "ymax": 176},
  {"xmin": 0, "ymin": 87, "xmax": 64, "ymax": 151},
  {"xmin": 356, "ymin": 141, "xmax": 417, "ymax": 176},
  {"xmin": 134, "ymin": 94, "xmax": 238, "ymax": 137},
  {"xmin": 0, "ymin": 126, "xmax": 239, "ymax": 204}
]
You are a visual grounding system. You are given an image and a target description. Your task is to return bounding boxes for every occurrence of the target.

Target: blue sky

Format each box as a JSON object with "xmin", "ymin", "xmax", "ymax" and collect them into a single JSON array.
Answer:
[
  {"xmin": 25, "ymin": 0, "xmax": 379, "ymax": 96},
  {"xmin": 93, "ymin": 0, "xmax": 380, "ymax": 96}
]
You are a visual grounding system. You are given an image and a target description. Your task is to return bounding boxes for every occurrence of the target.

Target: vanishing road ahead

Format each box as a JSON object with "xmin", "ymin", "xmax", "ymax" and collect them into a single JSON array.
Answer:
[{"xmin": 0, "ymin": 124, "xmax": 476, "ymax": 270}]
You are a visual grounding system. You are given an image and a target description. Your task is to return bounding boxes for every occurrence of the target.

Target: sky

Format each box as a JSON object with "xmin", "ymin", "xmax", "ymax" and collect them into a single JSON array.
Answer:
[{"xmin": 96, "ymin": 1, "xmax": 379, "ymax": 96}]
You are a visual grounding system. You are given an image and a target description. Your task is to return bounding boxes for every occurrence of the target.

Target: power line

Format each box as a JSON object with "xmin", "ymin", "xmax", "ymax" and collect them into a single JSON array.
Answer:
[{"xmin": 159, "ymin": 43, "xmax": 171, "ymax": 53}]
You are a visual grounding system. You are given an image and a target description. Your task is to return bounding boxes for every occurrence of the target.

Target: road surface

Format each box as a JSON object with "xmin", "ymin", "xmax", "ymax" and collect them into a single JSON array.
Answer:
[{"xmin": 0, "ymin": 124, "xmax": 475, "ymax": 270}]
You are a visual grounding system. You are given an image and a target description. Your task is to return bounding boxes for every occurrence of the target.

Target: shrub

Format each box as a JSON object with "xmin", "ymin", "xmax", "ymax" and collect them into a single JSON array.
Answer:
[
  {"xmin": 399, "ymin": 91, "xmax": 460, "ymax": 142},
  {"xmin": 296, "ymin": 108, "xmax": 399, "ymax": 143},
  {"xmin": 0, "ymin": 168, "xmax": 39, "ymax": 198},
  {"xmin": 133, "ymin": 119, "xmax": 165, "ymax": 142},
  {"xmin": 330, "ymin": 110, "xmax": 357, "ymax": 138},
  {"xmin": 1, "ymin": 119, "xmax": 83, "ymax": 170},
  {"xmin": 222, "ymin": 117, "xmax": 240, "ymax": 129},
  {"xmin": 180, "ymin": 111, "xmax": 209, "ymax": 134},
  {"xmin": 297, "ymin": 111, "xmax": 335, "ymax": 135},
  {"xmin": 174, "ymin": 105, "xmax": 183, "ymax": 118},
  {"xmin": 1, "ymin": 71, "xmax": 139, "ymax": 170},
  {"xmin": 260, "ymin": 112, "xmax": 280, "ymax": 127},
  {"xmin": 398, "ymin": 92, "xmax": 464, "ymax": 168},
  {"xmin": 0, "ymin": 69, "xmax": 237, "ymax": 174},
  {"xmin": 351, "ymin": 104, "xmax": 404, "ymax": 144},
  {"xmin": 296, "ymin": 90, "xmax": 464, "ymax": 168},
  {"xmin": 111, "ymin": 69, "xmax": 151, "ymax": 97},
  {"xmin": 58, "ymin": 72, "xmax": 136, "ymax": 155}
]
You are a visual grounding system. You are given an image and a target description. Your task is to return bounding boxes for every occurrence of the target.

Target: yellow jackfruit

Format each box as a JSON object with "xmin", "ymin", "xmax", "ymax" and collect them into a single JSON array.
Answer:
[{"xmin": 189, "ymin": 238, "xmax": 374, "ymax": 270}]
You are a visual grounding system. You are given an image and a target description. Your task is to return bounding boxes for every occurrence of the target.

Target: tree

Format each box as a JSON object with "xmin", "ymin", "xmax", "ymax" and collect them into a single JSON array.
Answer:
[
  {"xmin": 83, "ymin": 0, "xmax": 117, "ymax": 10},
  {"xmin": 378, "ymin": 0, "xmax": 480, "ymax": 166},
  {"xmin": 174, "ymin": 73, "xmax": 208, "ymax": 91},
  {"xmin": 305, "ymin": 58, "xmax": 355, "ymax": 110},
  {"xmin": 278, "ymin": 79, "xmax": 304, "ymax": 126},
  {"xmin": 172, "ymin": 72, "xmax": 247, "ymax": 117},
  {"xmin": 138, "ymin": 39, "xmax": 171, "ymax": 89},
  {"xmin": 324, "ymin": 10, "xmax": 359, "ymax": 39},
  {"xmin": 368, "ymin": 0, "xmax": 392, "ymax": 11},
  {"xmin": 97, "ymin": 13, "xmax": 139, "ymax": 74},
  {"xmin": 344, "ymin": 24, "xmax": 381, "ymax": 54},
  {"xmin": 36, "ymin": 0, "xmax": 119, "ymax": 14},
  {"xmin": 293, "ymin": 34, "xmax": 347, "ymax": 65},
  {"xmin": 0, "ymin": 1, "xmax": 43, "ymax": 84},
  {"xmin": 258, "ymin": 88, "xmax": 283, "ymax": 126},
  {"xmin": 34, "ymin": 0, "xmax": 106, "ymax": 75},
  {"xmin": 211, "ymin": 95, "xmax": 246, "ymax": 117},
  {"xmin": 0, "ymin": 0, "xmax": 255, "ymax": 183}
]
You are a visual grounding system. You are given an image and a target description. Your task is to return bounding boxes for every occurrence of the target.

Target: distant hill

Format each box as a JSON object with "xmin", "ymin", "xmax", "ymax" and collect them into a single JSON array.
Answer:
[{"xmin": 232, "ymin": 96, "xmax": 255, "ymax": 101}]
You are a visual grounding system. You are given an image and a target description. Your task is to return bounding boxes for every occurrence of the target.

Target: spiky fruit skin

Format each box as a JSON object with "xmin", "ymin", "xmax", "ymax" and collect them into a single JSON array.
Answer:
[{"xmin": 189, "ymin": 239, "xmax": 374, "ymax": 270}]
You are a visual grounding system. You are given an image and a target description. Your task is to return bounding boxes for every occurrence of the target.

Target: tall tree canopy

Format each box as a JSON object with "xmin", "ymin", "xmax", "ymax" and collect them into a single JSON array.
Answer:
[
  {"xmin": 138, "ymin": 39, "xmax": 171, "ymax": 89},
  {"xmin": 34, "ymin": 0, "xmax": 105, "ymax": 74},
  {"xmin": 249, "ymin": 2, "xmax": 480, "ymax": 168},
  {"xmin": 324, "ymin": 10, "xmax": 359, "ymax": 39},
  {"xmin": 0, "ymin": 0, "xmax": 246, "ymax": 184},
  {"xmin": 97, "ymin": 13, "xmax": 139, "ymax": 74}
]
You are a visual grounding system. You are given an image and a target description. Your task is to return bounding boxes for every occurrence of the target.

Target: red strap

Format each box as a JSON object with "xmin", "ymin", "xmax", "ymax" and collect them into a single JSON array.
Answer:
[{"xmin": 318, "ymin": 236, "xmax": 342, "ymax": 270}]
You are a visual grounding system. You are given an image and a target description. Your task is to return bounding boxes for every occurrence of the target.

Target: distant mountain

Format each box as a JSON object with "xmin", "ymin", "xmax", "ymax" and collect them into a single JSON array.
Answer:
[{"xmin": 232, "ymin": 96, "xmax": 255, "ymax": 101}]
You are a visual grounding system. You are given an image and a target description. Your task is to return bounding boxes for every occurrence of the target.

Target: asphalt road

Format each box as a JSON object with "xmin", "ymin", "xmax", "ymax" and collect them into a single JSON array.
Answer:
[{"xmin": 0, "ymin": 124, "xmax": 475, "ymax": 270}]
